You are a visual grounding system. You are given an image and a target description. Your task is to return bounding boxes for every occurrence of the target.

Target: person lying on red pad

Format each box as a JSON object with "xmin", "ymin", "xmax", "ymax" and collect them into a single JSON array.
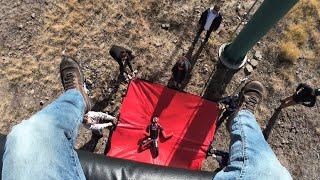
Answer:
[{"xmin": 139, "ymin": 117, "xmax": 173, "ymax": 157}]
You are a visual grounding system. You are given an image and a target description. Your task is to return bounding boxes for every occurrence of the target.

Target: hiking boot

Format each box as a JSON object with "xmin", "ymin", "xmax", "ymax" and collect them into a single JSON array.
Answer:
[
  {"xmin": 60, "ymin": 57, "xmax": 91, "ymax": 112},
  {"xmin": 238, "ymin": 81, "xmax": 264, "ymax": 114}
]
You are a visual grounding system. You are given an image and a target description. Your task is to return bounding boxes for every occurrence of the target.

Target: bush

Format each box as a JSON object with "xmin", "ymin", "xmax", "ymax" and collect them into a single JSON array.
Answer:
[{"xmin": 279, "ymin": 41, "xmax": 300, "ymax": 62}]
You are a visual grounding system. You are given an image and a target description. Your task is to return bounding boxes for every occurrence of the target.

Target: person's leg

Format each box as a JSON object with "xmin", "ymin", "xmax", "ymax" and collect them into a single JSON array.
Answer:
[
  {"xmin": 214, "ymin": 111, "xmax": 292, "ymax": 180},
  {"xmin": 118, "ymin": 60, "xmax": 125, "ymax": 77},
  {"xmin": 3, "ymin": 57, "xmax": 90, "ymax": 179},
  {"xmin": 153, "ymin": 140, "xmax": 159, "ymax": 157},
  {"xmin": 3, "ymin": 90, "xmax": 86, "ymax": 180},
  {"xmin": 140, "ymin": 138, "xmax": 153, "ymax": 150},
  {"xmin": 214, "ymin": 81, "xmax": 292, "ymax": 180},
  {"xmin": 203, "ymin": 30, "xmax": 213, "ymax": 43}
]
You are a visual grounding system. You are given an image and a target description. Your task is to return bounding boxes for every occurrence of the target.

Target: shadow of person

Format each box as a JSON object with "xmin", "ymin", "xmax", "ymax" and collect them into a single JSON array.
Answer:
[
  {"xmin": 178, "ymin": 43, "xmax": 206, "ymax": 91},
  {"xmin": 79, "ymin": 131, "xmax": 103, "ymax": 152},
  {"xmin": 91, "ymin": 78, "xmax": 121, "ymax": 111},
  {"xmin": 263, "ymin": 108, "xmax": 282, "ymax": 141},
  {"xmin": 103, "ymin": 130, "xmax": 113, "ymax": 155}
]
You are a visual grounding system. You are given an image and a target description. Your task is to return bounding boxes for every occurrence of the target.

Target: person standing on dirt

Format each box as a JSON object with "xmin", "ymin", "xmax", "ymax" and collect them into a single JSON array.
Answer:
[
  {"xmin": 192, "ymin": 5, "xmax": 222, "ymax": 45},
  {"xmin": 278, "ymin": 83, "xmax": 320, "ymax": 109},
  {"xmin": 109, "ymin": 45, "xmax": 136, "ymax": 80},
  {"xmin": 171, "ymin": 56, "xmax": 191, "ymax": 90}
]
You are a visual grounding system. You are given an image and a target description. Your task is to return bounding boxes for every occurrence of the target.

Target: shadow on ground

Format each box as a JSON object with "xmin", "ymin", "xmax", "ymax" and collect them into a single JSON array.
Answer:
[
  {"xmin": 202, "ymin": 61, "xmax": 238, "ymax": 101},
  {"xmin": 263, "ymin": 108, "xmax": 282, "ymax": 141}
]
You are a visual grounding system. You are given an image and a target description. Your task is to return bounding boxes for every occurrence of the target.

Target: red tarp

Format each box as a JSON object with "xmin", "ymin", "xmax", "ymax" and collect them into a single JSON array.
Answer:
[{"xmin": 108, "ymin": 79, "xmax": 219, "ymax": 170}]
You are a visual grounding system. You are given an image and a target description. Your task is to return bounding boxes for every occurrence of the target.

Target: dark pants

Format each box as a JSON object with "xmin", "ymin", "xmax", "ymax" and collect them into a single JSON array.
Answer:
[
  {"xmin": 140, "ymin": 138, "xmax": 159, "ymax": 157},
  {"xmin": 193, "ymin": 26, "xmax": 213, "ymax": 45}
]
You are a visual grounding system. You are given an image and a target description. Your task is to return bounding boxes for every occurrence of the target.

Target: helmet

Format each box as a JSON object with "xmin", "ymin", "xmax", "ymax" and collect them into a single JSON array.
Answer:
[{"xmin": 152, "ymin": 117, "xmax": 159, "ymax": 123}]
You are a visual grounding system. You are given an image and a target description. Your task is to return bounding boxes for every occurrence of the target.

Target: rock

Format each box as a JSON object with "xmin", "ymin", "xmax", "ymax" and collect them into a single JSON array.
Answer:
[
  {"xmin": 110, "ymin": 100, "xmax": 115, "ymax": 105},
  {"xmin": 86, "ymin": 79, "xmax": 93, "ymax": 86},
  {"xmin": 31, "ymin": 13, "xmax": 36, "ymax": 19},
  {"xmin": 45, "ymin": 97, "xmax": 50, "ymax": 101},
  {"xmin": 244, "ymin": 64, "xmax": 253, "ymax": 74},
  {"xmin": 18, "ymin": 24, "xmax": 23, "ymax": 30},
  {"xmin": 249, "ymin": 59, "xmax": 258, "ymax": 68},
  {"xmin": 154, "ymin": 42, "xmax": 163, "ymax": 47},
  {"xmin": 243, "ymin": 12, "xmax": 249, "ymax": 20},
  {"xmin": 236, "ymin": 5, "xmax": 241, "ymax": 13},
  {"xmin": 254, "ymin": 51, "xmax": 263, "ymax": 60},
  {"xmin": 29, "ymin": 89, "xmax": 35, "ymax": 94},
  {"xmin": 99, "ymin": 43, "xmax": 105, "ymax": 48},
  {"xmin": 40, "ymin": 100, "xmax": 44, "ymax": 106},
  {"xmin": 315, "ymin": 128, "xmax": 320, "ymax": 135},
  {"xmin": 161, "ymin": 23, "xmax": 170, "ymax": 30}
]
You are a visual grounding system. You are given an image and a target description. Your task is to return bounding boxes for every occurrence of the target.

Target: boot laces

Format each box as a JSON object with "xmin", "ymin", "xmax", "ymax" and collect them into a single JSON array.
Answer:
[
  {"xmin": 243, "ymin": 94, "xmax": 258, "ymax": 112},
  {"xmin": 64, "ymin": 72, "xmax": 76, "ymax": 89}
]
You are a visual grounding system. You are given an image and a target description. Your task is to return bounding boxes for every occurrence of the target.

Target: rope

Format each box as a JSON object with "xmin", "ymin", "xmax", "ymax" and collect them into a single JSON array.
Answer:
[{"xmin": 229, "ymin": 0, "xmax": 261, "ymax": 41}]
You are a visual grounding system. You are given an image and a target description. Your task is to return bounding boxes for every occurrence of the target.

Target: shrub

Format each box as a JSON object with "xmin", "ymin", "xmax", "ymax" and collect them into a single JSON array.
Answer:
[{"xmin": 279, "ymin": 41, "xmax": 300, "ymax": 62}]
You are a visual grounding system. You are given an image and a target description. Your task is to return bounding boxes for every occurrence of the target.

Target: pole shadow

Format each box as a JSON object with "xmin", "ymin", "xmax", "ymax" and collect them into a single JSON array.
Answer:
[
  {"xmin": 151, "ymin": 87, "xmax": 177, "ymax": 119},
  {"xmin": 263, "ymin": 108, "xmax": 282, "ymax": 141},
  {"xmin": 202, "ymin": 61, "xmax": 238, "ymax": 101}
]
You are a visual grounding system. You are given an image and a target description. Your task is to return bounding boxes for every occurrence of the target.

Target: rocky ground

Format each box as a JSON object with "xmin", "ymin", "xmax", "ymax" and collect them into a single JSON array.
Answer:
[{"xmin": 0, "ymin": 0, "xmax": 319, "ymax": 179}]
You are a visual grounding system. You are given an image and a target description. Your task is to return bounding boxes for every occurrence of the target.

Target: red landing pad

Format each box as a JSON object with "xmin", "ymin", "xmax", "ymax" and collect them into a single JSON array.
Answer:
[{"xmin": 108, "ymin": 79, "xmax": 219, "ymax": 170}]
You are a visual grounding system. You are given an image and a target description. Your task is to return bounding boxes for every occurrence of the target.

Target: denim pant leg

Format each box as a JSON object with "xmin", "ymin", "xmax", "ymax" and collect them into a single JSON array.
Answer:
[
  {"xmin": 2, "ymin": 90, "xmax": 86, "ymax": 180},
  {"xmin": 214, "ymin": 110, "xmax": 292, "ymax": 180}
]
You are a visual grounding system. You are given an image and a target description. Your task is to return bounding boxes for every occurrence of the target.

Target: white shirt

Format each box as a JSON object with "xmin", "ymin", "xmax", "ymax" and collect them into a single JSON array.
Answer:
[{"xmin": 204, "ymin": 10, "xmax": 218, "ymax": 31}]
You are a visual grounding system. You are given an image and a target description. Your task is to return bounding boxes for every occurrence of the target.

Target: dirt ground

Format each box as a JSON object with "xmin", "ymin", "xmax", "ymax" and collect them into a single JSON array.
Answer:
[{"xmin": 0, "ymin": 0, "xmax": 319, "ymax": 179}]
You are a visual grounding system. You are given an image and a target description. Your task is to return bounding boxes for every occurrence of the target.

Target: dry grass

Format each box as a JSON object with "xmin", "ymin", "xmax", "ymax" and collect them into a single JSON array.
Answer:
[
  {"xmin": 278, "ymin": 0, "xmax": 320, "ymax": 62},
  {"xmin": 0, "ymin": 57, "xmax": 38, "ymax": 84},
  {"xmin": 279, "ymin": 41, "xmax": 300, "ymax": 63}
]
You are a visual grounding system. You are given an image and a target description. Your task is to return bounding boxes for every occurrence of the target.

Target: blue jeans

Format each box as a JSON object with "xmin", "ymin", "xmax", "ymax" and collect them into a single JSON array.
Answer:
[
  {"xmin": 214, "ymin": 110, "xmax": 292, "ymax": 180},
  {"xmin": 2, "ymin": 90, "xmax": 86, "ymax": 180}
]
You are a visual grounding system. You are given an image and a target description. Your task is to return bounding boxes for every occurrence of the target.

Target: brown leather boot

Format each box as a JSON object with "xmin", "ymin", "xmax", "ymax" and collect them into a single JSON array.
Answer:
[
  {"xmin": 226, "ymin": 81, "xmax": 264, "ymax": 133},
  {"xmin": 238, "ymin": 80, "xmax": 264, "ymax": 114},
  {"xmin": 60, "ymin": 57, "xmax": 91, "ymax": 112}
]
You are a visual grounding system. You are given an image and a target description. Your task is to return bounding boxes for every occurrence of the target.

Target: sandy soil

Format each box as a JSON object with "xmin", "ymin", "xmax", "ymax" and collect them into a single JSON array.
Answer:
[{"xmin": 0, "ymin": 0, "xmax": 319, "ymax": 179}]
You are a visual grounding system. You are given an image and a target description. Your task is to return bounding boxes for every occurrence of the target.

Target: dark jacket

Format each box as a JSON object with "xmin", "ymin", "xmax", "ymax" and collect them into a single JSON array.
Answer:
[
  {"xmin": 109, "ymin": 45, "xmax": 135, "ymax": 73},
  {"xmin": 171, "ymin": 58, "xmax": 190, "ymax": 84},
  {"xmin": 199, "ymin": 8, "xmax": 222, "ymax": 32},
  {"xmin": 293, "ymin": 83, "xmax": 316, "ymax": 107}
]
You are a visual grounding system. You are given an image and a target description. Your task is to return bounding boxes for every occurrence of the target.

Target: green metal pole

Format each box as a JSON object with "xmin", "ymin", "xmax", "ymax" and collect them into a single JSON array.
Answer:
[{"xmin": 220, "ymin": 0, "xmax": 299, "ymax": 69}]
